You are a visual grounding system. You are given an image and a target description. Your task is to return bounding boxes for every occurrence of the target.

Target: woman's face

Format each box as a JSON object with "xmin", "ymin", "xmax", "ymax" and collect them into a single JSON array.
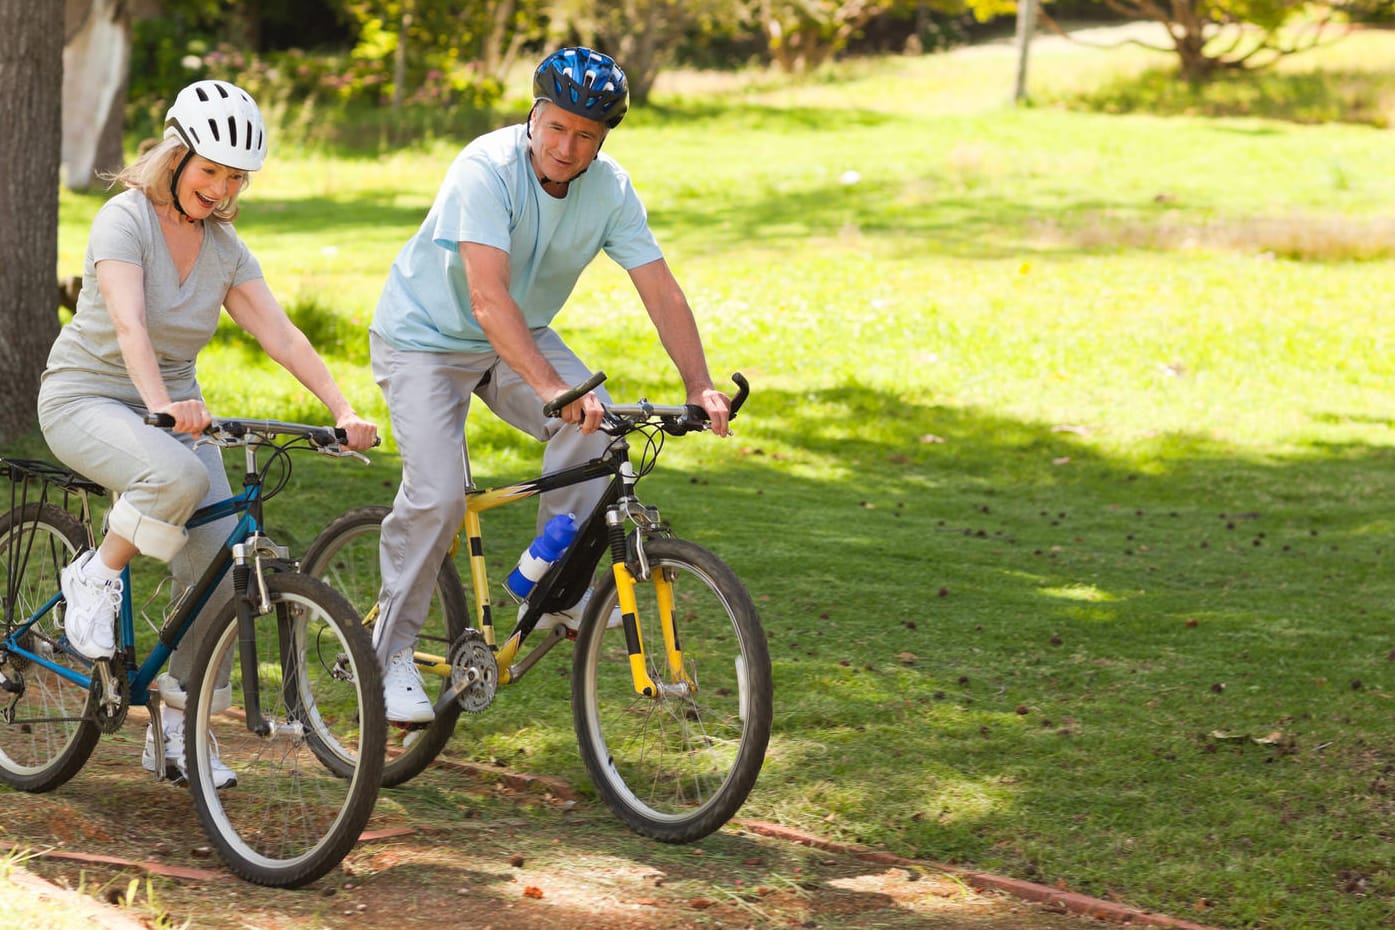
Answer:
[
  {"xmin": 529, "ymin": 104, "xmax": 607, "ymax": 183},
  {"xmin": 173, "ymin": 154, "xmax": 245, "ymax": 216}
]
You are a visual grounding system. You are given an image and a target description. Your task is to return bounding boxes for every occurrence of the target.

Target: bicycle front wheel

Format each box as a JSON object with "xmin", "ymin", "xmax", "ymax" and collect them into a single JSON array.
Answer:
[
  {"xmin": 300, "ymin": 505, "xmax": 469, "ymax": 788},
  {"xmin": 572, "ymin": 537, "xmax": 773, "ymax": 843},
  {"xmin": 183, "ymin": 572, "xmax": 385, "ymax": 888},
  {"xmin": 0, "ymin": 503, "xmax": 100, "ymax": 792}
]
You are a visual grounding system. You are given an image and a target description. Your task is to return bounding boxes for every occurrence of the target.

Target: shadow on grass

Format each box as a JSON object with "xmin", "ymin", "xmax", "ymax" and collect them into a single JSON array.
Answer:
[
  {"xmin": 648, "ymin": 175, "xmax": 1153, "ymax": 261},
  {"xmin": 1056, "ymin": 65, "xmax": 1395, "ymax": 129}
]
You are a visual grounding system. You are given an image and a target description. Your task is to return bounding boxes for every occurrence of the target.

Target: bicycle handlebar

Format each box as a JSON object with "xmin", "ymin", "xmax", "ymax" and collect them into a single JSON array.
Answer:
[
  {"xmin": 541, "ymin": 372, "xmax": 751, "ymax": 438},
  {"xmin": 542, "ymin": 370, "xmax": 609, "ymax": 418},
  {"xmin": 143, "ymin": 413, "xmax": 377, "ymax": 456},
  {"xmin": 542, "ymin": 372, "xmax": 749, "ymax": 432}
]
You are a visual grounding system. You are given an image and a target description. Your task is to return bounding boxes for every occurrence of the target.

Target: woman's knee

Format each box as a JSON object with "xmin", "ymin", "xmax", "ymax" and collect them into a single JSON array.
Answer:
[{"xmin": 149, "ymin": 454, "xmax": 212, "ymax": 515}]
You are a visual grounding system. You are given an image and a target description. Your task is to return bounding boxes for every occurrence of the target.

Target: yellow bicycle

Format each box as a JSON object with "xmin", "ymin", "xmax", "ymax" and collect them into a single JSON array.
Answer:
[{"xmin": 301, "ymin": 372, "xmax": 772, "ymax": 843}]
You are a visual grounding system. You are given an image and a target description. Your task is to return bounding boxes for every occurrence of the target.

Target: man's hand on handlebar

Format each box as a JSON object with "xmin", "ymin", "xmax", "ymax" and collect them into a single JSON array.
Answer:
[
  {"xmin": 334, "ymin": 413, "xmax": 379, "ymax": 451},
  {"xmin": 553, "ymin": 390, "xmax": 607, "ymax": 435},
  {"xmin": 692, "ymin": 388, "xmax": 732, "ymax": 438}
]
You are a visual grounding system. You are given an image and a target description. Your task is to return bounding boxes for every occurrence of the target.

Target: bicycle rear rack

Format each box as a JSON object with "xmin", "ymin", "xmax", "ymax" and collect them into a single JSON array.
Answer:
[{"xmin": 1, "ymin": 457, "xmax": 106, "ymax": 553}]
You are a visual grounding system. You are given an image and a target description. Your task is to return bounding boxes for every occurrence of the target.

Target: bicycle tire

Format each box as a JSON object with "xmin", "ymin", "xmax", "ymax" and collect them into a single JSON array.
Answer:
[
  {"xmin": 0, "ymin": 503, "xmax": 101, "ymax": 792},
  {"xmin": 572, "ymin": 537, "xmax": 773, "ymax": 843},
  {"xmin": 300, "ymin": 505, "xmax": 468, "ymax": 788},
  {"xmin": 182, "ymin": 571, "xmax": 386, "ymax": 888}
]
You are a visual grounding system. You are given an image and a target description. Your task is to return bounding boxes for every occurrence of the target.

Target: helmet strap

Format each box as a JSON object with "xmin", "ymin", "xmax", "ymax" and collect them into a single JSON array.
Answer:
[{"xmin": 169, "ymin": 148, "xmax": 198, "ymax": 221}]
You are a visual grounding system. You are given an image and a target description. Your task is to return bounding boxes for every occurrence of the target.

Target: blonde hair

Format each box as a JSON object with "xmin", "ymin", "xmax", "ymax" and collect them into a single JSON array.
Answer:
[{"xmin": 108, "ymin": 136, "xmax": 250, "ymax": 222}]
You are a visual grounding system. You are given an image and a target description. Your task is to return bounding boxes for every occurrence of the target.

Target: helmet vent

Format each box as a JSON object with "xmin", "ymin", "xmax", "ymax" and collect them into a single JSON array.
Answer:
[{"xmin": 227, "ymin": 115, "xmax": 238, "ymax": 148}]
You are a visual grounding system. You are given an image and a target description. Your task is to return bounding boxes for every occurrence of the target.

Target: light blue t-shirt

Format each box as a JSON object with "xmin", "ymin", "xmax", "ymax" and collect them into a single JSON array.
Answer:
[{"xmin": 370, "ymin": 124, "xmax": 664, "ymax": 353}]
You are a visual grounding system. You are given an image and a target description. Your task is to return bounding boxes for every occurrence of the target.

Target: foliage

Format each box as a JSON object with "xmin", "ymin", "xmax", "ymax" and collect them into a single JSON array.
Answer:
[
  {"xmin": 1038, "ymin": 21, "xmax": 1395, "ymax": 126},
  {"xmin": 1081, "ymin": 0, "xmax": 1395, "ymax": 82},
  {"xmin": 757, "ymin": 0, "xmax": 1014, "ymax": 72},
  {"xmin": 126, "ymin": 40, "xmax": 502, "ymax": 150},
  {"xmin": 340, "ymin": 0, "xmax": 543, "ymax": 97},
  {"xmin": 550, "ymin": 0, "xmax": 750, "ymax": 102}
]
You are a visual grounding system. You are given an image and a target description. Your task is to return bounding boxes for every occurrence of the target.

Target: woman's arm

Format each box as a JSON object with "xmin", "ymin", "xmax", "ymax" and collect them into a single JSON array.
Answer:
[
  {"xmin": 98, "ymin": 260, "xmax": 213, "ymax": 436},
  {"xmin": 222, "ymin": 277, "xmax": 377, "ymax": 449}
]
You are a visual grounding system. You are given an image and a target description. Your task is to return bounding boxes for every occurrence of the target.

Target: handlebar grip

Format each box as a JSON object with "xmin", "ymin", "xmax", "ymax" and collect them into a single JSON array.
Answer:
[
  {"xmin": 328, "ymin": 428, "xmax": 382, "ymax": 448},
  {"xmin": 144, "ymin": 413, "xmax": 176, "ymax": 428},
  {"xmin": 543, "ymin": 370, "xmax": 607, "ymax": 418},
  {"xmin": 730, "ymin": 372, "xmax": 750, "ymax": 419}
]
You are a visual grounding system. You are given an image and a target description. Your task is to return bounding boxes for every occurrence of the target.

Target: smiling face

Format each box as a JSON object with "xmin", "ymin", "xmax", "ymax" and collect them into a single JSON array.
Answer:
[
  {"xmin": 171, "ymin": 154, "xmax": 246, "ymax": 218},
  {"xmin": 528, "ymin": 102, "xmax": 607, "ymax": 184}
]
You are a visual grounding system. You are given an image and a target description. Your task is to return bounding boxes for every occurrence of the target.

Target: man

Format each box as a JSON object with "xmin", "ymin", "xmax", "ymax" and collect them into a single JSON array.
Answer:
[{"xmin": 368, "ymin": 47, "xmax": 732, "ymax": 722}]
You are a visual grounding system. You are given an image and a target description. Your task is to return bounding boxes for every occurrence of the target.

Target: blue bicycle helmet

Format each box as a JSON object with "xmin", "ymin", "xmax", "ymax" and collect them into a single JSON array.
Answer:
[{"xmin": 532, "ymin": 47, "xmax": 629, "ymax": 128}]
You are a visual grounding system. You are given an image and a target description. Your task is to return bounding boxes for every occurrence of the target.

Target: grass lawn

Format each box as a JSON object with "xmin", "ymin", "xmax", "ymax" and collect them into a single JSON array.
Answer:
[{"xmin": 18, "ymin": 22, "xmax": 1395, "ymax": 930}]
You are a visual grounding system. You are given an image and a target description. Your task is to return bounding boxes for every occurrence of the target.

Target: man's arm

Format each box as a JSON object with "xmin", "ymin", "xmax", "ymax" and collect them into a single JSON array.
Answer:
[
  {"xmin": 629, "ymin": 258, "xmax": 731, "ymax": 436},
  {"xmin": 463, "ymin": 241, "xmax": 605, "ymax": 431}
]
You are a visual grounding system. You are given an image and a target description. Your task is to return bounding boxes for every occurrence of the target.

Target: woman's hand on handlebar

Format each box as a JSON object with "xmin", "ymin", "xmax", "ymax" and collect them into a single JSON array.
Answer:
[
  {"xmin": 154, "ymin": 399, "xmax": 213, "ymax": 438},
  {"xmin": 334, "ymin": 412, "xmax": 379, "ymax": 451}
]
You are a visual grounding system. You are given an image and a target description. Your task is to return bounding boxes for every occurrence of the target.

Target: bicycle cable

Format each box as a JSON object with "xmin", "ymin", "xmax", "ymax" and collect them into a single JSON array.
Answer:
[{"xmin": 633, "ymin": 423, "xmax": 665, "ymax": 480}]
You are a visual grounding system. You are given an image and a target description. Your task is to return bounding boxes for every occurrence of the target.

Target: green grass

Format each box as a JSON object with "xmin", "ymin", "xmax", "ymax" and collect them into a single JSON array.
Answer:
[{"xmin": 24, "ymin": 26, "xmax": 1395, "ymax": 929}]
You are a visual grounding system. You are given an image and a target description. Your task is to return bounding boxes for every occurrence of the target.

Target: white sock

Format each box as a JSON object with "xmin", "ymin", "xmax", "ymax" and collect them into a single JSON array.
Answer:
[{"xmin": 84, "ymin": 550, "xmax": 123, "ymax": 583}]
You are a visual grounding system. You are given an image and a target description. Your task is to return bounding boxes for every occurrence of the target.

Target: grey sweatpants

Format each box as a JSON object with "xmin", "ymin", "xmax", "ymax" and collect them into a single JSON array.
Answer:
[
  {"xmin": 37, "ymin": 390, "xmax": 236, "ymax": 686},
  {"xmin": 369, "ymin": 329, "xmax": 610, "ymax": 664}
]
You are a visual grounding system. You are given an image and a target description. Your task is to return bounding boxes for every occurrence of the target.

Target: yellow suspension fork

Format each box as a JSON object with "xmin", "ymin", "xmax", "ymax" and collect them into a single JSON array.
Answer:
[{"xmin": 607, "ymin": 512, "xmax": 687, "ymax": 696}]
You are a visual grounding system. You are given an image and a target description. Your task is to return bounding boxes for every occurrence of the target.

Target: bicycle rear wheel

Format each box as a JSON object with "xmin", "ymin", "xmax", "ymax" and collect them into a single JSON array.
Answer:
[
  {"xmin": 0, "ymin": 503, "xmax": 100, "ymax": 792},
  {"xmin": 183, "ymin": 572, "xmax": 385, "ymax": 888},
  {"xmin": 300, "ymin": 505, "xmax": 469, "ymax": 787},
  {"xmin": 572, "ymin": 537, "xmax": 773, "ymax": 843}
]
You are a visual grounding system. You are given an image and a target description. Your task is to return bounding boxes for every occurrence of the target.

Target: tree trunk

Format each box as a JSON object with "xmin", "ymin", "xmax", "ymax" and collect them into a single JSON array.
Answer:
[
  {"xmin": 481, "ymin": 0, "xmax": 522, "ymax": 84},
  {"xmin": 615, "ymin": 0, "xmax": 664, "ymax": 104},
  {"xmin": 61, "ymin": 0, "xmax": 130, "ymax": 190},
  {"xmin": 0, "ymin": 0, "xmax": 64, "ymax": 443}
]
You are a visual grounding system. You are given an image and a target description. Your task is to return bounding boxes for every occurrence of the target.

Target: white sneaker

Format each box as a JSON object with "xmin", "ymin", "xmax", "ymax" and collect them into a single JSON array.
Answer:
[
  {"xmin": 60, "ymin": 550, "xmax": 121, "ymax": 660},
  {"xmin": 529, "ymin": 589, "xmax": 623, "ymax": 635},
  {"xmin": 384, "ymin": 646, "xmax": 434, "ymax": 723},
  {"xmin": 142, "ymin": 713, "xmax": 237, "ymax": 789}
]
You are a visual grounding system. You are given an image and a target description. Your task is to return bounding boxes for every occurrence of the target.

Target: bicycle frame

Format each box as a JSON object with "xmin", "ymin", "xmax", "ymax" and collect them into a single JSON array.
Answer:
[
  {"xmin": 1, "ymin": 439, "xmax": 286, "ymax": 727},
  {"xmin": 414, "ymin": 432, "xmax": 674, "ymax": 700}
]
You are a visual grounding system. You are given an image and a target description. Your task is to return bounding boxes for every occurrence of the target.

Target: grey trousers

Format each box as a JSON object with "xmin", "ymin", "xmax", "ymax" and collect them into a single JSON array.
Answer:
[
  {"xmin": 36, "ymin": 390, "xmax": 236, "ymax": 686},
  {"xmin": 369, "ymin": 329, "xmax": 611, "ymax": 663}
]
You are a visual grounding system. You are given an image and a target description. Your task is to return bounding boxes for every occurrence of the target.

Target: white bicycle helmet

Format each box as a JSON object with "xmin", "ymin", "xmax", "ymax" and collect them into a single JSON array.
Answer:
[{"xmin": 163, "ymin": 79, "xmax": 266, "ymax": 171}]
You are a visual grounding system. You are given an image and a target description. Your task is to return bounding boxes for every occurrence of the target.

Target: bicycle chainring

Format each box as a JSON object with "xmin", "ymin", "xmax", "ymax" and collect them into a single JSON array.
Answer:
[{"xmin": 448, "ymin": 629, "xmax": 498, "ymax": 713}]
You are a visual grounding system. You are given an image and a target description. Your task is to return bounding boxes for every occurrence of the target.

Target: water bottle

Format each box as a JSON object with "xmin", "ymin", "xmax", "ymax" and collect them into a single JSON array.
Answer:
[{"xmin": 506, "ymin": 513, "xmax": 578, "ymax": 599}]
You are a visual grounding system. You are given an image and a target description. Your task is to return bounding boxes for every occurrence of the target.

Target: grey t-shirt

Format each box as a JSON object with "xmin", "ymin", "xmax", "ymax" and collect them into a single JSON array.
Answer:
[{"xmin": 41, "ymin": 188, "xmax": 264, "ymax": 406}]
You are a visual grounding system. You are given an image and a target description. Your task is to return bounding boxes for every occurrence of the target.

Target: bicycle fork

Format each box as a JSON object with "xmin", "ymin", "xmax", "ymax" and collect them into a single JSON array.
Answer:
[
  {"xmin": 232, "ymin": 536, "xmax": 292, "ymax": 738},
  {"xmin": 605, "ymin": 510, "xmax": 691, "ymax": 700}
]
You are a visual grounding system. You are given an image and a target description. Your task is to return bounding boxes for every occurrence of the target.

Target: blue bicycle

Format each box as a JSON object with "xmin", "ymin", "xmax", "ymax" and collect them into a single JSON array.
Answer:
[{"xmin": 0, "ymin": 416, "xmax": 385, "ymax": 888}]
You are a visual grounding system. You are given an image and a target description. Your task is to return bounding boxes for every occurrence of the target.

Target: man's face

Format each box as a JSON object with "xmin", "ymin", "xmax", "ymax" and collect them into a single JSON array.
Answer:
[{"xmin": 529, "ymin": 103, "xmax": 607, "ymax": 183}]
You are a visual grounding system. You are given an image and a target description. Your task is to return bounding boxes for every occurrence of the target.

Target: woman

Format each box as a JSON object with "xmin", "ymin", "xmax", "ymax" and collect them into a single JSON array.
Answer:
[{"xmin": 37, "ymin": 79, "xmax": 377, "ymax": 787}]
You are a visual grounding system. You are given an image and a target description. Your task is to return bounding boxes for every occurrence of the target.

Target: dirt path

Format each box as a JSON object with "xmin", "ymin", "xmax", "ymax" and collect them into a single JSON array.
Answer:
[{"xmin": 1, "ymin": 710, "xmax": 1219, "ymax": 930}]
